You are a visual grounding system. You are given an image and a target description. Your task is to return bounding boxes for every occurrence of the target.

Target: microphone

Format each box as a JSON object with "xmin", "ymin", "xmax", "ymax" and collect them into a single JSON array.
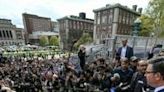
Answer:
[
  {"xmin": 113, "ymin": 73, "xmax": 120, "ymax": 79},
  {"xmin": 111, "ymin": 73, "xmax": 120, "ymax": 81}
]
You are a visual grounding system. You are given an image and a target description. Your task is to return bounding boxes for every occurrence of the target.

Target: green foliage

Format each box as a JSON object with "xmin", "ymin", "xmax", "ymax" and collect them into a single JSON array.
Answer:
[
  {"xmin": 49, "ymin": 36, "xmax": 59, "ymax": 46},
  {"xmin": 139, "ymin": 15, "xmax": 154, "ymax": 36},
  {"xmin": 39, "ymin": 36, "xmax": 49, "ymax": 46},
  {"xmin": 159, "ymin": 31, "xmax": 164, "ymax": 38},
  {"xmin": 74, "ymin": 33, "xmax": 92, "ymax": 48},
  {"xmin": 145, "ymin": 0, "xmax": 164, "ymax": 37}
]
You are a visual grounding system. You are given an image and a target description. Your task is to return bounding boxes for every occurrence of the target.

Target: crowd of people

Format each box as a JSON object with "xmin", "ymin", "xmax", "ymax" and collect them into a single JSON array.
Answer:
[
  {"xmin": 0, "ymin": 53, "xmax": 111, "ymax": 92},
  {"xmin": 0, "ymin": 39, "xmax": 164, "ymax": 92}
]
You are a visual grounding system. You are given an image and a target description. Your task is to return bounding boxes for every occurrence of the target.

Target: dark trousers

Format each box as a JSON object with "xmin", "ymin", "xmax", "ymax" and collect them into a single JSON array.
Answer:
[{"xmin": 80, "ymin": 61, "xmax": 85, "ymax": 70}]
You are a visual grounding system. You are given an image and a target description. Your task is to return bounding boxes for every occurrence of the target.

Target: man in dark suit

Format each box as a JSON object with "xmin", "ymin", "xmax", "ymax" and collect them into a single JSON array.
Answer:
[
  {"xmin": 117, "ymin": 39, "xmax": 134, "ymax": 60},
  {"xmin": 148, "ymin": 45, "xmax": 156, "ymax": 59},
  {"xmin": 145, "ymin": 57, "xmax": 164, "ymax": 92}
]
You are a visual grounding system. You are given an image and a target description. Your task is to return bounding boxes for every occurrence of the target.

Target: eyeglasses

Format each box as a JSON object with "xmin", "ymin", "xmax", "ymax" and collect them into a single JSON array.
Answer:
[
  {"xmin": 145, "ymin": 71, "xmax": 155, "ymax": 74},
  {"xmin": 139, "ymin": 64, "xmax": 147, "ymax": 67}
]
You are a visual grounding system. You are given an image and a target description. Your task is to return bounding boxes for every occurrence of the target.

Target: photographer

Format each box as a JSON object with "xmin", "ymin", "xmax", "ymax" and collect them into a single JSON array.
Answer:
[{"xmin": 78, "ymin": 45, "xmax": 86, "ymax": 70}]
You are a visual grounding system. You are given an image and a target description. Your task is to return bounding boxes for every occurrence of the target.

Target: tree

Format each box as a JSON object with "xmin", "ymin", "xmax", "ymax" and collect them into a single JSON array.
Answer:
[
  {"xmin": 139, "ymin": 15, "xmax": 154, "ymax": 36},
  {"xmin": 39, "ymin": 36, "xmax": 49, "ymax": 46},
  {"xmin": 49, "ymin": 36, "xmax": 59, "ymax": 46},
  {"xmin": 146, "ymin": 0, "xmax": 164, "ymax": 37},
  {"xmin": 74, "ymin": 33, "xmax": 92, "ymax": 48}
]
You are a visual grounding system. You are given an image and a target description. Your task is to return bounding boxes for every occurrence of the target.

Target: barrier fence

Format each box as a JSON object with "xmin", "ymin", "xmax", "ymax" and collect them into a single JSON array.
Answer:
[{"xmin": 87, "ymin": 35, "xmax": 164, "ymax": 62}]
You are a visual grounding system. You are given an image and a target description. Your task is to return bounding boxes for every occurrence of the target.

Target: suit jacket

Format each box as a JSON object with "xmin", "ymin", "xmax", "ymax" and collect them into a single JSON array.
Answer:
[
  {"xmin": 78, "ymin": 50, "xmax": 86, "ymax": 63},
  {"xmin": 117, "ymin": 46, "xmax": 134, "ymax": 60},
  {"xmin": 155, "ymin": 89, "xmax": 164, "ymax": 92}
]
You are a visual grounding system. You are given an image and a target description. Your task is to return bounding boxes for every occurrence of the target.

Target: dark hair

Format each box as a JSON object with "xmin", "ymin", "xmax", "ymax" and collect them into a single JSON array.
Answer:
[
  {"xmin": 98, "ymin": 58, "xmax": 105, "ymax": 63},
  {"xmin": 1, "ymin": 90, "xmax": 7, "ymax": 92},
  {"xmin": 115, "ymin": 53, "xmax": 120, "ymax": 60},
  {"xmin": 120, "ymin": 57, "xmax": 129, "ymax": 64},
  {"xmin": 148, "ymin": 56, "xmax": 164, "ymax": 77},
  {"xmin": 115, "ymin": 56, "xmax": 120, "ymax": 61}
]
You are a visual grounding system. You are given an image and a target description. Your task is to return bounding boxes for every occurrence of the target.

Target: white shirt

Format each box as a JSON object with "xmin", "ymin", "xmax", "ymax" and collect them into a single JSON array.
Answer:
[
  {"xmin": 149, "ymin": 47, "xmax": 154, "ymax": 53},
  {"xmin": 154, "ymin": 86, "xmax": 164, "ymax": 92},
  {"xmin": 121, "ymin": 46, "xmax": 127, "ymax": 59}
]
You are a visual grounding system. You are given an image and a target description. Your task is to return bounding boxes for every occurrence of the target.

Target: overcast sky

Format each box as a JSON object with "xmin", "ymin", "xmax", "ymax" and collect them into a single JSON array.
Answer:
[{"xmin": 0, "ymin": 0, "xmax": 150, "ymax": 28}]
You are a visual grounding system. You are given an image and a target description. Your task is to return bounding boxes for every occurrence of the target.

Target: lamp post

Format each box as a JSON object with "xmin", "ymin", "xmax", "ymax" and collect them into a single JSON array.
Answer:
[
  {"xmin": 132, "ymin": 18, "xmax": 142, "ymax": 36},
  {"xmin": 132, "ymin": 17, "xmax": 142, "ymax": 49}
]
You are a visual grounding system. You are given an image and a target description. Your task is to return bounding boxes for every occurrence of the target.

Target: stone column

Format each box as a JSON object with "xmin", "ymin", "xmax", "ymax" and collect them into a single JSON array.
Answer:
[
  {"xmin": 93, "ymin": 13, "xmax": 97, "ymax": 43},
  {"xmin": 65, "ymin": 19, "xmax": 69, "ymax": 49},
  {"xmin": 112, "ymin": 8, "xmax": 119, "ymax": 38}
]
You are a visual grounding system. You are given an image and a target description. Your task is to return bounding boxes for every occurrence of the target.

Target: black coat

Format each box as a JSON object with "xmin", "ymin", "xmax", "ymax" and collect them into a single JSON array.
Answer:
[
  {"xmin": 78, "ymin": 50, "xmax": 86, "ymax": 64},
  {"xmin": 130, "ymin": 72, "xmax": 147, "ymax": 92},
  {"xmin": 155, "ymin": 89, "xmax": 164, "ymax": 92},
  {"xmin": 117, "ymin": 46, "xmax": 134, "ymax": 60}
]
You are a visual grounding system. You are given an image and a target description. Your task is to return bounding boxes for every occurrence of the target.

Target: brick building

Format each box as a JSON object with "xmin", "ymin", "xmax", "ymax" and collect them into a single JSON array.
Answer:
[
  {"xmin": 93, "ymin": 4, "xmax": 142, "ymax": 43},
  {"xmin": 58, "ymin": 13, "xmax": 94, "ymax": 50},
  {"xmin": 22, "ymin": 13, "xmax": 58, "ymax": 44}
]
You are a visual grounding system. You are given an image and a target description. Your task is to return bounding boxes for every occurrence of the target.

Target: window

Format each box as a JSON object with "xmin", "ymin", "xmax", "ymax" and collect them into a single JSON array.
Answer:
[
  {"xmin": 119, "ymin": 10, "xmax": 122, "ymax": 23},
  {"xmin": 102, "ymin": 11, "xmax": 107, "ymax": 24},
  {"xmin": 124, "ymin": 12, "xmax": 128, "ymax": 24},
  {"xmin": 91, "ymin": 26, "xmax": 93, "ymax": 30},
  {"xmin": 97, "ymin": 17, "xmax": 100, "ymax": 24},
  {"xmin": 84, "ymin": 23, "xmax": 86, "ymax": 29},
  {"xmin": 130, "ymin": 15, "xmax": 134, "ymax": 25},
  {"xmin": 108, "ymin": 14, "xmax": 113, "ymax": 24},
  {"xmin": 78, "ymin": 22, "xmax": 81, "ymax": 29},
  {"xmin": 108, "ymin": 9, "xmax": 113, "ymax": 24},
  {"xmin": 108, "ymin": 26, "xmax": 112, "ymax": 33},
  {"xmin": 9, "ymin": 31, "xmax": 13, "ymax": 38},
  {"xmin": 97, "ymin": 12, "xmax": 100, "ymax": 24},
  {"xmin": 102, "ymin": 27, "xmax": 106, "ymax": 31},
  {"xmin": 73, "ymin": 21, "xmax": 76, "ymax": 29},
  {"xmin": 3, "ymin": 30, "xmax": 6, "ymax": 38},
  {"xmin": 101, "ymin": 32, "xmax": 106, "ymax": 39},
  {"xmin": 102, "ymin": 16, "xmax": 107, "ymax": 24},
  {"xmin": 77, "ymin": 21, "xmax": 79, "ymax": 29},
  {"xmin": 107, "ymin": 34, "xmax": 111, "ymax": 38},
  {"xmin": 122, "ymin": 12, "xmax": 126, "ymax": 23},
  {"xmin": 88, "ymin": 24, "xmax": 91, "ymax": 30},
  {"xmin": 63, "ymin": 21, "xmax": 66, "ymax": 29},
  {"xmin": 69, "ymin": 20, "xmax": 72, "ymax": 29},
  {"xmin": 127, "ymin": 13, "xmax": 130, "ymax": 24},
  {"xmin": 80, "ymin": 22, "xmax": 83, "ymax": 30},
  {"xmin": 61, "ymin": 20, "xmax": 65, "ymax": 30},
  {"xmin": 6, "ymin": 31, "xmax": 10, "ymax": 38},
  {"xmin": 109, "ymin": 9, "xmax": 113, "ymax": 14}
]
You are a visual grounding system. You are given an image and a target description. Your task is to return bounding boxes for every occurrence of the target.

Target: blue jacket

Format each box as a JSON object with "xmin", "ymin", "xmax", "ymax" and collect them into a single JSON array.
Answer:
[{"xmin": 156, "ymin": 89, "xmax": 164, "ymax": 92}]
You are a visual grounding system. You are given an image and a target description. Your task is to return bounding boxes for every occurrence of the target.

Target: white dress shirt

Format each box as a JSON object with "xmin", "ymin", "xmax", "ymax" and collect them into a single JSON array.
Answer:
[
  {"xmin": 121, "ymin": 46, "xmax": 127, "ymax": 59},
  {"xmin": 154, "ymin": 86, "xmax": 164, "ymax": 92}
]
